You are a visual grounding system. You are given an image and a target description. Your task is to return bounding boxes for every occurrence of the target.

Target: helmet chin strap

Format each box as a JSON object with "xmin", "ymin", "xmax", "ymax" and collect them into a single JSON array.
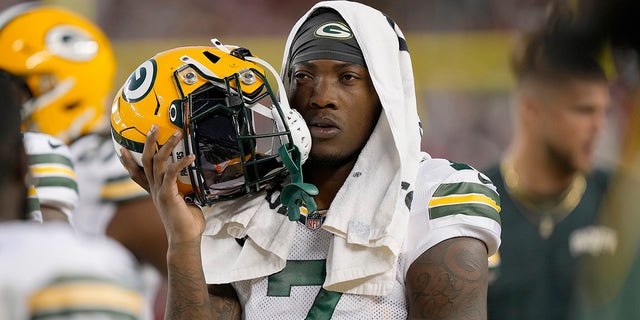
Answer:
[
  {"xmin": 210, "ymin": 38, "xmax": 319, "ymax": 221},
  {"xmin": 278, "ymin": 144, "xmax": 318, "ymax": 222}
]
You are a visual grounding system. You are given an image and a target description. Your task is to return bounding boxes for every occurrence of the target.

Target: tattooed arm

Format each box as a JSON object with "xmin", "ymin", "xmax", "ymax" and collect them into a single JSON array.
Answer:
[
  {"xmin": 165, "ymin": 239, "xmax": 211, "ymax": 319},
  {"xmin": 165, "ymin": 239, "xmax": 242, "ymax": 319},
  {"xmin": 208, "ymin": 284, "xmax": 242, "ymax": 319},
  {"xmin": 406, "ymin": 237, "xmax": 489, "ymax": 320},
  {"xmin": 120, "ymin": 128, "xmax": 243, "ymax": 319}
]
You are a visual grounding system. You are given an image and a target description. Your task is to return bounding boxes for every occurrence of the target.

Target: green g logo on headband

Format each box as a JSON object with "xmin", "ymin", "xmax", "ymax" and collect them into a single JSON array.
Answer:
[{"xmin": 314, "ymin": 22, "xmax": 353, "ymax": 39}]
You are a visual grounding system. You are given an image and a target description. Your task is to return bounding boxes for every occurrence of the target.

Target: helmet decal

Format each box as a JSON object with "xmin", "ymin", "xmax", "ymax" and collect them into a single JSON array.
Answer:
[
  {"xmin": 46, "ymin": 25, "xmax": 98, "ymax": 62},
  {"xmin": 111, "ymin": 43, "xmax": 314, "ymax": 206},
  {"xmin": 122, "ymin": 59, "xmax": 156, "ymax": 103},
  {"xmin": 169, "ymin": 102, "xmax": 178, "ymax": 123}
]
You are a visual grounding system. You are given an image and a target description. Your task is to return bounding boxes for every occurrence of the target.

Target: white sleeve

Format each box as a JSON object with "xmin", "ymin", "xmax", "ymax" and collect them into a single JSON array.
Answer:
[
  {"xmin": 23, "ymin": 132, "xmax": 79, "ymax": 220},
  {"xmin": 403, "ymin": 158, "xmax": 502, "ymax": 276}
]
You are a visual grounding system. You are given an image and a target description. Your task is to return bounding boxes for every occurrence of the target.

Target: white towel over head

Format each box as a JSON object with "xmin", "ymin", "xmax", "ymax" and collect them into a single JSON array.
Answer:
[{"xmin": 201, "ymin": 0, "xmax": 423, "ymax": 296}]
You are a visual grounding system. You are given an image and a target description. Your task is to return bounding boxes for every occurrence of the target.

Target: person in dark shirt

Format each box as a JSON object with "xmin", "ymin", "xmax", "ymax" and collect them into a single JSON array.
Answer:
[{"xmin": 485, "ymin": 3, "xmax": 612, "ymax": 320}]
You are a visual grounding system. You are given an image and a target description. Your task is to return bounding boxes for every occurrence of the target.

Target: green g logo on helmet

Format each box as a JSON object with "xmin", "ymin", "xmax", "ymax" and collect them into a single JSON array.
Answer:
[{"xmin": 314, "ymin": 22, "xmax": 353, "ymax": 39}]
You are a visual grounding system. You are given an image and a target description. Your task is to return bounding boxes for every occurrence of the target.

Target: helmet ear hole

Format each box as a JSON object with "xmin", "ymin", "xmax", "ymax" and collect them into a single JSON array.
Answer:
[
  {"xmin": 271, "ymin": 107, "xmax": 311, "ymax": 164},
  {"xmin": 64, "ymin": 102, "xmax": 80, "ymax": 111},
  {"xmin": 271, "ymin": 107, "xmax": 289, "ymax": 143}
]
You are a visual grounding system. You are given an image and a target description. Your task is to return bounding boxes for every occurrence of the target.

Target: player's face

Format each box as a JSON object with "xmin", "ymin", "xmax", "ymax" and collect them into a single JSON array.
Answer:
[
  {"xmin": 288, "ymin": 59, "xmax": 381, "ymax": 167},
  {"xmin": 537, "ymin": 78, "xmax": 610, "ymax": 173}
]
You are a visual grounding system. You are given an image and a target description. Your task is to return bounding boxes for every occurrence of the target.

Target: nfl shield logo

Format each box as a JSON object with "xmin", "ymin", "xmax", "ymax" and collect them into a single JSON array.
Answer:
[{"xmin": 305, "ymin": 212, "xmax": 323, "ymax": 230}]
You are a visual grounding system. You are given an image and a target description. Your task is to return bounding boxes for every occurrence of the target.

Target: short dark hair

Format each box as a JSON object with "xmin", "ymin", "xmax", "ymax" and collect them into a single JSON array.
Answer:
[{"xmin": 510, "ymin": 2, "xmax": 607, "ymax": 86}]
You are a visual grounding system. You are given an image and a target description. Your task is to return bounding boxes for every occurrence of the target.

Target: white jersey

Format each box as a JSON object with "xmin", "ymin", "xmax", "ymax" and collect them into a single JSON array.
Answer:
[
  {"xmin": 0, "ymin": 222, "xmax": 145, "ymax": 319},
  {"xmin": 233, "ymin": 225, "xmax": 410, "ymax": 320},
  {"xmin": 232, "ymin": 156, "xmax": 501, "ymax": 319},
  {"xmin": 68, "ymin": 133, "xmax": 148, "ymax": 236},
  {"xmin": 23, "ymin": 132, "xmax": 79, "ymax": 222},
  {"xmin": 67, "ymin": 133, "xmax": 160, "ymax": 320}
]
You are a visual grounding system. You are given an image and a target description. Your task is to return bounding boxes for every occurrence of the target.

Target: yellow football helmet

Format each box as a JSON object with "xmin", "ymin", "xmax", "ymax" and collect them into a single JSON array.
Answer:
[
  {"xmin": 111, "ymin": 41, "xmax": 312, "ymax": 206},
  {"xmin": 0, "ymin": 2, "xmax": 116, "ymax": 144}
]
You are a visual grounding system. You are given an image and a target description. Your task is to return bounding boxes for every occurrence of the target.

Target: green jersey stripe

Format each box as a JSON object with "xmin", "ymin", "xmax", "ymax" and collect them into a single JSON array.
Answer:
[
  {"xmin": 26, "ymin": 195, "xmax": 40, "ymax": 214},
  {"xmin": 28, "ymin": 154, "xmax": 74, "ymax": 168},
  {"xmin": 429, "ymin": 202, "xmax": 500, "ymax": 224},
  {"xmin": 36, "ymin": 177, "xmax": 79, "ymax": 192}
]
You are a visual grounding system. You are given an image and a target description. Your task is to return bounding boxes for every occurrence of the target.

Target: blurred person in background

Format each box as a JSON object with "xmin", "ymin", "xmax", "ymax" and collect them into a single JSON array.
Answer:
[
  {"xmin": 1, "ymin": 69, "xmax": 78, "ymax": 224},
  {"xmin": 23, "ymin": 130, "xmax": 79, "ymax": 224},
  {"xmin": 561, "ymin": 0, "xmax": 640, "ymax": 318},
  {"xmin": 0, "ymin": 68, "xmax": 145, "ymax": 320},
  {"xmin": 0, "ymin": 2, "xmax": 168, "ymax": 319},
  {"xmin": 484, "ymin": 3, "xmax": 613, "ymax": 320}
]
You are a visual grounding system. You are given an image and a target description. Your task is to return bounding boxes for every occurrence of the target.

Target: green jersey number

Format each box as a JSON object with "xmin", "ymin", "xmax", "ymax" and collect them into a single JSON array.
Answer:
[{"xmin": 267, "ymin": 260, "xmax": 342, "ymax": 320}]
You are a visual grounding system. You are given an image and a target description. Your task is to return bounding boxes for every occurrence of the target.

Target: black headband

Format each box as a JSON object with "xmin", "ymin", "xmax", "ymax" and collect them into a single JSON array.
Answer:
[{"xmin": 289, "ymin": 9, "xmax": 365, "ymax": 66}]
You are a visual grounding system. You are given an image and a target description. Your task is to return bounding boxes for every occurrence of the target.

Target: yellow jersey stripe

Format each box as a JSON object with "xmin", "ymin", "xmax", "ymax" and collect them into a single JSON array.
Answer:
[
  {"xmin": 29, "ymin": 282, "xmax": 143, "ymax": 315},
  {"xmin": 31, "ymin": 166, "xmax": 77, "ymax": 179},
  {"xmin": 27, "ymin": 185, "xmax": 37, "ymax": 196},
  {"xmin": 429, "ymin": 193, "xmax": 501, "ymax": 212}
]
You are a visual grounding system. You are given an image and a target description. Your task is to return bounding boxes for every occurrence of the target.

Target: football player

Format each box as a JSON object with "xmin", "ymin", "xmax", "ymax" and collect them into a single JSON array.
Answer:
[
  {"xmin": 0, "ymin": 69, "xmax": 78, "ymax": 223},
  {"xmin": 0, "ymin": 66, "xmax": 145, "ymax": 320},
  {"xmin": 0, "ymin": 3, "xmax": 168, "ymax": 319},
  {"xmin": 118, "ymin": 1, "xmax": 502, "ymax": 319},
  {"xmin": 23, "ymin": 131, "xmax": 78, "ymax": 223}
]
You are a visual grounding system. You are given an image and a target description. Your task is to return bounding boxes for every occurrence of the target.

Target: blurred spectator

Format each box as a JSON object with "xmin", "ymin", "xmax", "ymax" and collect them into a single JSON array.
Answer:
[
  {"xmin": 564, "ymin": 0, "xmax": 640, "ymax": 318},
  {"xmin": 484, "ymin": 3, "xmax": 613, "ymax": 319},
  {"xmin": 0, "ymin": 69, "xmax": 78, "ymax": 224},
  {"xmin": 0, "ymin": 62, "xmax": 145, "ymax": 320},
  {"xmin": 0, "ymin": 3, "xmax": 168, "ymax": 319}
]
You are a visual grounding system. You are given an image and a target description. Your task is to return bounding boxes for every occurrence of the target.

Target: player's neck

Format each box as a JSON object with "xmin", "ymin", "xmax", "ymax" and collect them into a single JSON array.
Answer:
[
  {"xmin": 501, "ymin": 151, "xmax": 587, "ymax": 238},
  {"xmin": 504, "ymin": 149, "xmax": 580, "ymax": 198},
  {"xmin": 508, "ymin": 136, "xmax": 582, "ymax": 191},
  {"xmin": 303, "ymin": 161, "xmax": 355, "ymax": 210}
]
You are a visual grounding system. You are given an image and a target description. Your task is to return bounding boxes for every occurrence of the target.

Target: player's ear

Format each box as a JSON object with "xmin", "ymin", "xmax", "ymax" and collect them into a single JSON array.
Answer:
[{"xmin": 518, "ymin": 88, "xmax": 541, "ymax": 118}]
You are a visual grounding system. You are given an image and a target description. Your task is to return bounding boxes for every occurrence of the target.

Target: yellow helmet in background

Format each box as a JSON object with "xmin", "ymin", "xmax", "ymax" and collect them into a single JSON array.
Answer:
[{"xmin": 0, "ymin": 2, "xmax": 116, "ymax": 144}]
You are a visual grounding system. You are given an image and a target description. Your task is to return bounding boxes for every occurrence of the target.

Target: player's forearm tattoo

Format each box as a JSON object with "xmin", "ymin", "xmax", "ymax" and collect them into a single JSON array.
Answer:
[
  {"xmin": 166, "ymin": 261, "xmax": 211, "ymax": 319},
  {"xmin": 208, "ymin": 284, "xmax": 242, "ymax": 320},
  {"xmin": 407, "ymin": 237, "xmax": 488, "ymax": 320},
  {"xmin": 165, "ymin": 243, "xmax": 240, "ymax": 319}
]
